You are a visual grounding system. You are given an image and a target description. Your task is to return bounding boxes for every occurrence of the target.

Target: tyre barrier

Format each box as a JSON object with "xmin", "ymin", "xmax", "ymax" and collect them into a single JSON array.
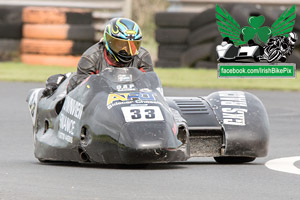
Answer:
[
  {"xmin": 23, "ymin": 24, "xmax": 95, "ymax": 41},
  {"xmin": 0, "ymin": 7, "xmax": 23, "ymax": 60},
  {"xmin": 155, "ymin": 12, "xmax": 196, "ymax": 28},
  {"xmin": 21, "ymin": 6, "xmax": 95, "ymax": 67},
  {"xmin": 0, "ymin": 39, "xmax": 20, "ymax": 60},
  {"xmin": 155, "ymin": 4, "xmax": 300, "ymax": 68},
  {"xmin": 21, "ymin": 54, "xmax": 81, "ymax": 67},
  {"xmin": 23, "ymin": 7, "xmax": 93, "ymax": 24},
  {"xmin": 21, "ymin": 39, "xmax": 93, "ymax": 55}
]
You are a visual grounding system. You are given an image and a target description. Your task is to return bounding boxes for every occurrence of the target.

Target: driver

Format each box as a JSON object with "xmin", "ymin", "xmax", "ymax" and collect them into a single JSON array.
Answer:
[
  {"xmin": 67, "ymin": 17, "xmax": 153, "ymax": 92},
  {"xmin": 43, "ymin": 18, "xmax": 153, "ymax": 96}
]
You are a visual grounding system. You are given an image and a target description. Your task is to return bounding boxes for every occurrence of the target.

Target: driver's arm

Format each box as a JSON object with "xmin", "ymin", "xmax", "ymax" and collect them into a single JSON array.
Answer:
[
  {"xmin": 76, "ymin": 56, "xmax": 97, "ymax": 83},
  {"xmin": 136, "ymin": 47, "xmax": 153, "ymax": 72},
  {"xmin": 67, "ymin": 55, "xmax": 97, "ymax": 93}
]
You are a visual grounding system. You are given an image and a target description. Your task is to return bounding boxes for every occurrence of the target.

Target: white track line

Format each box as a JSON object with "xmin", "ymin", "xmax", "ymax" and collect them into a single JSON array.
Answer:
[{"xmin": 265, "ymin": 156, "xmax": 300, "ymax": 175}]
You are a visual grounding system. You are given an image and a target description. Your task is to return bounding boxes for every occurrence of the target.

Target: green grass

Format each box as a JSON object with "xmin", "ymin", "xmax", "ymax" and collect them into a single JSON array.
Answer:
[
  {"xmin": 0, "ymin": 62, "xmax": 299, "ymax": 91},
  {"xmin": 0, "ymin": 62, "xmax": 76, "ymax": 82},
  {"xmin": 155, "ymin": 68, "xmax": 300, "ymax": 91}
]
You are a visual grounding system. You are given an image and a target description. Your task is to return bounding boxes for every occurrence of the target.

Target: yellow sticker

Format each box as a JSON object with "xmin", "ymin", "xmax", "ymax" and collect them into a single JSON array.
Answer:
[
  {"xmin": 125, "ymin": 30, "xmax": 136, "ymax": 35},
  {"xmin": 87, "ymin": 85, "xmax": 90, "ymax": 89},
  {"xmin": 107, "ymin": 93, "xmax": 129, "ymax": 105}
]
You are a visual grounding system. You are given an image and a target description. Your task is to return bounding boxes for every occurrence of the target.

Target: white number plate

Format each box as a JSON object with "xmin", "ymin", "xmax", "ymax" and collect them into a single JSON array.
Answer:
[{"xmin": 121, "ymin": 106, "xmax": 164, "ymax": 122}]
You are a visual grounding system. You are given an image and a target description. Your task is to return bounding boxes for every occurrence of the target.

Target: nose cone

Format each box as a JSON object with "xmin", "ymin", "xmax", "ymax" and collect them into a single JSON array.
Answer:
[{"xmin": 118, "ymin": 122, "xmax": 187, "ymax": 164}]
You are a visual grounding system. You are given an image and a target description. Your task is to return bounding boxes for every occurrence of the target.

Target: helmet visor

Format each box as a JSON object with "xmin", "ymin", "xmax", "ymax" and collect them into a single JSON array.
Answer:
[{"xmin": 105, "ymin": 33, "xmax": 141, "ymax": 56}]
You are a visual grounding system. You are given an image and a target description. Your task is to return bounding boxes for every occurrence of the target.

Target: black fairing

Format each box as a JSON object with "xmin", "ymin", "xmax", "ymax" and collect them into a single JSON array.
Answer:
[
  {"xmin": 27, "ymin": 68, "xmax": 269, "ymax": 164},
  {"xmin": 30, "ymin": 67, "xmax": 189, "ymax": 164}
]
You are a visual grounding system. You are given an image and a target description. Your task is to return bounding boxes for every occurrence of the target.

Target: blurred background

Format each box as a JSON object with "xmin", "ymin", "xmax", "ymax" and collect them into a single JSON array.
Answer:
[{"xmin": 0, "ymin": 0, "xmax": 299, "ymax": 68}]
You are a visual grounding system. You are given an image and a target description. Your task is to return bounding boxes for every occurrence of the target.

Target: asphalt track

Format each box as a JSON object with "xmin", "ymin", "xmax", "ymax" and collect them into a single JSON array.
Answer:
[{"xmin": 0, "ymin": 81, "xmax": 300, "ymax": 200}]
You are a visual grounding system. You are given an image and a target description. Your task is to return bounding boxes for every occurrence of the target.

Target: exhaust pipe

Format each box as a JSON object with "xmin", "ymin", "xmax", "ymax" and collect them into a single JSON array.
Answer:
[{"xmin": 78, "ymin": 148, "xmax": 90, "ymax": 162}]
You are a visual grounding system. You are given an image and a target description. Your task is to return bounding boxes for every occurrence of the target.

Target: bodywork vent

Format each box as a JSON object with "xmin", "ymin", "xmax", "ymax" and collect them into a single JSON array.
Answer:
[{"xmin": 174, "ymin": 99, "xmax": 209, "ymax": 114}]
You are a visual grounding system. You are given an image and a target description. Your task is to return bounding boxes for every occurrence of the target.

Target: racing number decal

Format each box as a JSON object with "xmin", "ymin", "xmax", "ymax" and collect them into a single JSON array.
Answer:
[
  {"xmin": 130, "ymin": 109, "xmax": 142, "ymax": 119},
  {"xmin": 130, "ymin": 109, "xmax": 155, "ymax": 119},
  {"xmin": 122, "ymin": 106, "xmax": 164, "ymax": 122},
  {"xmin": 145, "ymin": 109, "xmax": 155, "ymax": 119}
]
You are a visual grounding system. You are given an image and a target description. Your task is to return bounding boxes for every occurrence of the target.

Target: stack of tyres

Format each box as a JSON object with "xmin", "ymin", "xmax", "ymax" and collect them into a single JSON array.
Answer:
[
  {"xmin": 0, "ymin": 6, "xmax": 23, "ymax": 61},
  {"xmin": 183, "ymin": 5, "xmax": 233, "ymax": 68},
  {"xmin": 155, "ymin": 12, "xmax": 197, "ymax": 67},
  {"xmin": 155, "ymin": 4, "xmax": 300, "ymax": 68},
  {"xmin": 21, "ymin": 7, "xmax": 95, "ymax": 67}
]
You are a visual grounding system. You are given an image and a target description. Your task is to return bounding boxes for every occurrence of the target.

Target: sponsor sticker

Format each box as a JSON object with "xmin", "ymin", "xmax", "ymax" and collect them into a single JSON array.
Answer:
[
  {"xmin": 219, "ymin": 91, "xmax": 248, "ymax": 126},
  {"xmin": 107, "ymin": 92, "xmax": 157, "ymax": 109},
  {"xmin": 116, "ymin": 84, "xmax": 136, "ymax": 92},
  {"xmin": 58, "ymin": 96, "xmax": 84, "ymax": 143}
]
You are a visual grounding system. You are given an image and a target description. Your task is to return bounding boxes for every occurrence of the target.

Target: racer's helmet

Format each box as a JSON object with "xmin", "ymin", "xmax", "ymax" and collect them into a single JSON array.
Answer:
[
  {"xmin": 103, "ymin": 18, "xmax": 142, "ymax": 64},
  {"xmin": 288, "ymin": 32, "xmax": 298, "ymax": 45}
]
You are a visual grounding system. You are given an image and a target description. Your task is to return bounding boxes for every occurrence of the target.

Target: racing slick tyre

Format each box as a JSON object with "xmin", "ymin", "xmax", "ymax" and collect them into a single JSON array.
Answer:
[
  {"xmin": 214, "ymin": 157, "xmax": 256, "ymax": 164},
  {"xmin": 155, "ymin": 12, "xmax": 196, "ymax": 28}
]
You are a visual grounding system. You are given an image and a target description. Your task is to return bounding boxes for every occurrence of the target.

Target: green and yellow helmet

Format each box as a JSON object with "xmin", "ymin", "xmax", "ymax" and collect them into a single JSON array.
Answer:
[{"xmin": 104, "ymin": 18, "xmax": 142, "ymax": 64}]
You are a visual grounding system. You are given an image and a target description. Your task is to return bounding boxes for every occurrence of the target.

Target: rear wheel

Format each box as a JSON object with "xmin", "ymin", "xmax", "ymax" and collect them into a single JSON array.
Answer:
[
  {"xmin": 38, "ymin": 158, "xmax": 48, "ymax": 163},
  {"xmin": 214, "ymin": 156, "xmax": 256, "ymax": 164}
]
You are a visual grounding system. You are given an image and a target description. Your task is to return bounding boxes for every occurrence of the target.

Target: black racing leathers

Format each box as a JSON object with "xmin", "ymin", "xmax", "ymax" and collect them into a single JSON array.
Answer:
[{"xmin": 67, "ymin": 41, "xmax": 153, "ymax": 92}]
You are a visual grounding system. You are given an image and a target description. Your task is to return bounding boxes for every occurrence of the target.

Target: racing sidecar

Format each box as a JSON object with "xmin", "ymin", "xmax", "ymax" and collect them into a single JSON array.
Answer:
[{"xmin": 27, "ymin": 67, "xmax": 269, "ymax": 164}]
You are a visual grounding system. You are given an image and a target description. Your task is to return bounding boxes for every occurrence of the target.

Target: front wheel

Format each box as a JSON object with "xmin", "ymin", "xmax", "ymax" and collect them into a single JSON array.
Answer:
[{"xmin": 214, "ymin": 156, "xmax": 256, "ymax": 164}]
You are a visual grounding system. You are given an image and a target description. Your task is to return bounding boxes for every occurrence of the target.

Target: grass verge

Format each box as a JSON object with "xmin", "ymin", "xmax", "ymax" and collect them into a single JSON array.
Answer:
[{"xmin": 0, "ymin": 62, "xmax": 299, "ymax": 91}]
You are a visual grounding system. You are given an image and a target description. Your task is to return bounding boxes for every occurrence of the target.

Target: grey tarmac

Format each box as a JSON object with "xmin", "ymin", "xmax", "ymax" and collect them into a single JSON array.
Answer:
[{"xmin": 0, "ymin": 81, "xmax": 299, "ymax": 200}]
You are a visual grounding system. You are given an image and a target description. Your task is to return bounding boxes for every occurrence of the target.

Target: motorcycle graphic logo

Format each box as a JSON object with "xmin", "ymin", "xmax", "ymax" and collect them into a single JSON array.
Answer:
[{"xmin": 216, "ymin": 4, "xmax": 297, "ymax": 63}]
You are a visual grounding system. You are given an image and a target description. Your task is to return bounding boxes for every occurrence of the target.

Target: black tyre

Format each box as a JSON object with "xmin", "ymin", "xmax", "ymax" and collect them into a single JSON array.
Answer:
[
  {"xmin": 158, "ymin": 44, "xmax": 187, "ymax": 59},
  {"xmin": 0, "ymin": 23, "xmax": 22, "ymax": 39},
  {"xmin": 0, "ymin": 39, "xmax": 20, "ymax": 51},
  {"xmin": 286, "ymin": 50, "xmax": 300, "ymax": 64},
  {"xmin": 190, "ymin": 4, "xmax": 234, "ymax": 31},
  {"xmin": 155, "ymin": 28, "xmax": 189, "ymax": 44},
  {"xmin": 231, "ymin": 4, "xmax": 273, "ymax": 27},
  {"xmin": 181, "ymin": 42, "xmax": 214, "ymax": 66},
  {"xmin": 267, "ymin": 50, "xmax": 281, "ymax": 62},
  {"xmin": 0, "ymin": 39, "xmax": 20, "ymax": 60},
  {"xmin": 187, "ymin": 23, "xmax": 219, "ymax": 46},
  {"xmin": 194, "ymin": 61, "xmax": 217, "ymax": 69},
  {"xmin": 155, "ymin": 12, "xmax": 197, "ymax": 28},
  {"xmin": 38, "ymin": 158, "xmax": 50, "ymax": 163},
  {"xmin": 0, "ymin": 7, "xmax": 23, "ymax": 23},
  {"xmin": 214, "ymin": 156, "xmax": 256, "ymax": 164},
  {"xmin": 155, "ymin": 59, "xmax": 182, "ymax": 68}
]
